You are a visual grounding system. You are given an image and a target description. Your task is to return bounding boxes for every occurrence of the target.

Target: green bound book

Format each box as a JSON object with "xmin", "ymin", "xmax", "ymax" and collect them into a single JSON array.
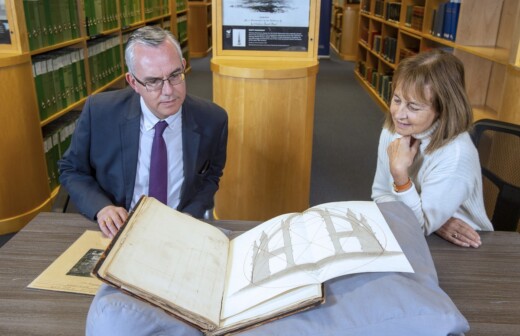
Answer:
[
  {"xmin": 46, "ymin": 0, "xmax": 60, "ymax": 45},
  {"xmin": 23, "ymin": 0, "xmax": 43, "ymax": 50},
  {"xmin": 51, "ymin": 53, "xmax": 66, "ymax": 114},
  {"xmin": 93, "ymin": 0, "xmax": 103, "ymax": 35},
  {"xmin": 42, "ymin": 135, "xmax": 55, "ymax": 190},
  {"xmin": 69, "ymin": 0, "xmax": 80, "ymax": 39},
  {"xmin": 62, "ymin": 50, "xmax": 75, "ymax": 107},
  {"xmin": 77, "ymin": 51, "xmax": 88, "ymax": 99},
  {"xmin": 32, "ymin": 57, "xmax": 46, "ymax": 120},
  {"xmin": 35, "ymin": 0, "xmax": 49, "ymax": 48}
]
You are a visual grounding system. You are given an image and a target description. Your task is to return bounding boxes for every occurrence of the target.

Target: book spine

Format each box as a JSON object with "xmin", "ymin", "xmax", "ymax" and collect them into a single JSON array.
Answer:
[
  {"xmin": 443, "ymin": 2, "xmax": 453, "ymax": 40},
  {"xmin": 32, "ymin": 57, "xmax": 46, "ymax": 120},
  {"xmin": 449, "ymin": 1, "xmax": 461, "ymax": 41},
  {"xmin": 42, "ymin": 135, "xmax": 54, "ymax": 189}
]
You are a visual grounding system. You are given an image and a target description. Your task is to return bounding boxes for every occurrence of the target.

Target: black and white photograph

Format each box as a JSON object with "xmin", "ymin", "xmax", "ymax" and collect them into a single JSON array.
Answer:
[{"xmin": 66, "ymin": 248, "xmax": 104, "ymax": 278}]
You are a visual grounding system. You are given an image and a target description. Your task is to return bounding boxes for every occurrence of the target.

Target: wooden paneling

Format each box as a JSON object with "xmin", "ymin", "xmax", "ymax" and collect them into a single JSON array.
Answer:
[
  {"xmin": 188, "ymin": 1, "xmax": 211, "ymax": 58},
  {"xmin": 212, "ymin": 60, "xmax": 318, "ymax": 221},
  {"xmin": 0, "ymin": 55, "xmax": 52, "ymax": 234}
]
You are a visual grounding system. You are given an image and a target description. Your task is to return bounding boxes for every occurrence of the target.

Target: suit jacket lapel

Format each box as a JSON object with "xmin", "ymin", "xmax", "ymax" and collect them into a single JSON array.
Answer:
[
  {"xmin": 181, "ymin": 98, "xmax": 201, "ymax": 203},
  {"xmin": 120, "ymin": 92, "xmax": 141, "ymax": 209}
]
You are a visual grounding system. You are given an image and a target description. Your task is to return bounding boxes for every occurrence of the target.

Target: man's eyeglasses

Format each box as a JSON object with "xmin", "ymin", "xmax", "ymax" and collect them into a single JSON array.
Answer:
[{"xmin": 132, "ymin": 70, "xmax": 185, "ymax": 92}]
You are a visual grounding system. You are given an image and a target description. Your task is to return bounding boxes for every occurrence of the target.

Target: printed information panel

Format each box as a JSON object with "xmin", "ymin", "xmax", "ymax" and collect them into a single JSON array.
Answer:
[{"xmin": 222, "ymin": 0, "xmax": 310, "ymax": 51}]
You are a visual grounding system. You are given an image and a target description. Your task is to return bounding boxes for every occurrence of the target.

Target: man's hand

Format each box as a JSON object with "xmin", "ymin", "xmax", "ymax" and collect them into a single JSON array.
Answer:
[
  {"xmin": 96, "ymin": 206, "xmax": 128, "ymax": 238},
  {"xmin": 436, "ymin": 217, "xmax": 482, "ymax": 248}
]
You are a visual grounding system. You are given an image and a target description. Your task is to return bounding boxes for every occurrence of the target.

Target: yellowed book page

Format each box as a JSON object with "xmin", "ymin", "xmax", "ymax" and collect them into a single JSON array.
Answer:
[
  {"xmin": 221, "ymin": 201, "xmax": 413, "ymax": 319},
  {"xmin": 101, "ymin": 198, "xmax": 230, "ymax": 327},
  {"xmin": 28, "ymin": 230, "xmax": 111, "ymax": 295}
]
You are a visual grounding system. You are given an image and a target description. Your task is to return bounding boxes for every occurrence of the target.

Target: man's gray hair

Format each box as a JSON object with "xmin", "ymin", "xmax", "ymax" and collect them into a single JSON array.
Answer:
[{"xmin": 125, "ymin": 26, "xmax": 183, "ymax": 74}]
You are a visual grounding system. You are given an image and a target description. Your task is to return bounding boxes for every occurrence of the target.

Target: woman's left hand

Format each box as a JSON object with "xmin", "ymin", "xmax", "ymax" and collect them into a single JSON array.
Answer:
[{"xmin": 436, "ymin": 217, "xmax": 482, "ymax": 248}]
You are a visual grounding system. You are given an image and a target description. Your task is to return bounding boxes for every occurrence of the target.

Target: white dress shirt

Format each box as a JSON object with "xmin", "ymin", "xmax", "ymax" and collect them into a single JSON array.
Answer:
[{"xmin": 131, "ymin": 97, "xmax": 184, "ymax": 209}]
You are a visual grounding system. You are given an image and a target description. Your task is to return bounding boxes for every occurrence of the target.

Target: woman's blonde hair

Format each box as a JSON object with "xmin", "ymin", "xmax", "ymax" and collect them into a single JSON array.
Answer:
[{"xmin": 384, "ymin": 49, "xmax": 473, "ymax": 153}]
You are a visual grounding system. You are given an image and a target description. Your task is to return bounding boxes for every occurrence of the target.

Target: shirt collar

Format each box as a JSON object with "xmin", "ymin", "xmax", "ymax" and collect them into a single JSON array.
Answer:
[{"xmin": 140, "ymin": 97, "xmax": 182, "ymax": 131}]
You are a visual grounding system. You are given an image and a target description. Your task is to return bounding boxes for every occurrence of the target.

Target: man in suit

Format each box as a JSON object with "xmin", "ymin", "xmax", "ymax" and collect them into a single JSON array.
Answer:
[{"xmin": 59, "ymin": 26, "xmax": 228, "ymax": 238}]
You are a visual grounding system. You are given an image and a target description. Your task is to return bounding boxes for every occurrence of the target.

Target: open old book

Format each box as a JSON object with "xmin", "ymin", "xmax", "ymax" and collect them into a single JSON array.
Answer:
[{"xmin": 94, "ymin": 196, "xmax": 413, "ymax": 335}]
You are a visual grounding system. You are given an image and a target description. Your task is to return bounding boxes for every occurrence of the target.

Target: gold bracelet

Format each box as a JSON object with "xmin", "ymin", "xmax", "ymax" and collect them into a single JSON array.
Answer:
[{"xmin": 393, "ymin": 178, "xmax": 412, "ymax": 193}]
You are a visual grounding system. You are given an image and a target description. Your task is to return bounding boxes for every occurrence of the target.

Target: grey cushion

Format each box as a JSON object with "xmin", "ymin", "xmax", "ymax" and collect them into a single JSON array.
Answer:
[{"xmin": 86, "ymin": 201, "xmax": 469, "ymax": 336}]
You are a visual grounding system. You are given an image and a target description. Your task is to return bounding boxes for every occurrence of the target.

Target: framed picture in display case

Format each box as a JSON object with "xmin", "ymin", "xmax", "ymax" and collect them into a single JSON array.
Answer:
[
  {"xmin": 213, "ymin": 0, "xmax": 321, "ymax": 59},
  {"xmin": 0, "ymin": 0, "xmax": 23, "ymax": 52},
  {"xmin": 0, "ymin": 0, "xmax": 12, "ymax": 45}
]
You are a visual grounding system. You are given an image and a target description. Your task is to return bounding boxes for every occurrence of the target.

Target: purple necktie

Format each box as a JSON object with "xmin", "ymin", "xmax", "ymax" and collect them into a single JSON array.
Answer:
[{"xmin": 149, "ymin": 120, "xmax": 168, "ymax": 204}]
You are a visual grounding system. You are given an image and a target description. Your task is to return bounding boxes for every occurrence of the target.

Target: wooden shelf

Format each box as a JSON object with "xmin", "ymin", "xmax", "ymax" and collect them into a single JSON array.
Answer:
[{"xmin": 355, "ymin": 0, "xmax": 520, "ymax": 124}]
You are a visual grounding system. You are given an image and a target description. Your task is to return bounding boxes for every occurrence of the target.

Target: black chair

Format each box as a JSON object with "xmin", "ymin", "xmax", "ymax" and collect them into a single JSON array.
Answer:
[
  {"xmin": 51, "ymin": 186, "xmax": 79, "ymax": 213},
  {"xmin": 471, "ymin": 119, "xmax": 520, "ymax": 232}
]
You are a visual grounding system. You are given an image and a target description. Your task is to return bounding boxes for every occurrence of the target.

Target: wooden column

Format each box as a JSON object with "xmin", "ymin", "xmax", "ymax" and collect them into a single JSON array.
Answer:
[
  {"xmin": 212, "ymin": 59, "xmax": 318, "ymax": 221},
  {"xmin": 0, "ymin": 54, "xmax": 51, "ymax": 234}
]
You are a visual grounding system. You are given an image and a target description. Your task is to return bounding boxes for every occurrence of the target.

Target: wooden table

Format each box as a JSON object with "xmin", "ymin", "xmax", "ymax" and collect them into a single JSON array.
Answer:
[
  {"xmin": 0, "ymin": 212, "xmax": 519, "ymax": 335},
  {"xmin": 427, "ymin": 232, "xmax": 520, "ymax": 336}
]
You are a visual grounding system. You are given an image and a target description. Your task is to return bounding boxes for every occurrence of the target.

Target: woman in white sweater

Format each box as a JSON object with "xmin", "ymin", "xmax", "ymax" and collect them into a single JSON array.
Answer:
[{"xmin": 371, "ymin": 49, "xmax": 493, "ymax": 248}]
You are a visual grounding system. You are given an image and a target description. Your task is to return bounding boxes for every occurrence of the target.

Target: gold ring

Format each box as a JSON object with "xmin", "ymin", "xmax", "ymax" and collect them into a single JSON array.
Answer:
[{"xmin": 452, "ymin": 233, "xmax": 458, "ymax": 239}]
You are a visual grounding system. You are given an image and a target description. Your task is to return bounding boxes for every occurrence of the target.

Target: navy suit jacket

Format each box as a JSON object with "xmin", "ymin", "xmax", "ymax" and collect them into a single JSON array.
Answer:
[{"xmin": 59, "ymin": 87, "xmax": 228, "ymax": 219}]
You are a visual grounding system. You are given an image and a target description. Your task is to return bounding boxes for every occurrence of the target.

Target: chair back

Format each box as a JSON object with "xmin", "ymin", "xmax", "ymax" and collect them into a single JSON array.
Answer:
[{"xmin": 471, "ymin": 119, "xmax": 520, "ymax": 231}]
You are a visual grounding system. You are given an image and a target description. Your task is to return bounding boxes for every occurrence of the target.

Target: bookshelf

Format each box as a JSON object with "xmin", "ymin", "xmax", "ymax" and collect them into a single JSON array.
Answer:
[
  {"xmin": 355, "ymin": 0, "xmax": 520, "ymax": 125},
  {"xmin": 0, "ymin": 0, "xmax": 189, "ymax": 234},
  {"xmin": 176, "ymin": 0, "xmax": 190, "ymax": 64},
  {"xmin": 187, "ymin": 0, "xmax": 211, "ymax": 58},
  {"xmin": 330, "ymin": 0, "xmax": 360, "ymax": 61}
]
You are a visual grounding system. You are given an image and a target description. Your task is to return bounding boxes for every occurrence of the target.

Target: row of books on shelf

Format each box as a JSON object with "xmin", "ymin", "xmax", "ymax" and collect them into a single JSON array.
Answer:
[
  {"xmin": 404, "ymin": 5, "xmax": 424, "ymax": 32},
  {"xmin": 23, "ymin": 0, "xmax": 179, "ymax": 51},
  {"xmin": 330, "ymin": 29, "xmax": 343, "ymax": 51},
  {"xmin": 357, "ymin": 61, "xmax": 393, "ymax": 105},
  {"xmin": 176, "ymin": 0, "xmax": 188, "ymax": 12},
  {"xmin": 120, "ymin": 0, "xmax": 143, "ymax": 28},
  {"xmin": 143, "ymin": 0, "xmax": 170, "ymax": 20},
  {"xmin": 43, "ymin": 110, "xmax": 81, "ymax": 191},
  {"xmin": 32, "ymin": 36, "xmax": 123, "ymax": 122},
  {"xmin": 331, "ymin": 10, "xmax": 343, "ymax": 29},
  {"xmin": 361, "ymin": 0, "xmax": 460, "ymax": 43},
  {"xmin": 369, "ymin": 33, "xmax": 397, "ymax": 64},
  {"xmin": 373, "ymin": 0, "xmax": 384, "ymax": 18},
  {"xmin": 177, "ymin": 15, "xmax": 188, "ymax": 42},
  {"xmin": 32, "ymin": 48, "xmax": 88, "ymax": 122},
  {"xmin": 23, "ymin": 0, "xmax": 80, "ymax": 51},
  {"xmin": 430, "ymin": 0, "xmax": 461, "ymax": 42},
  {"xmin": 384, "ymin": 1, "xmax": 400, "ymax": 22},
  {"xmin": 360, "ymin": 0, "xmax": 370, "ymax": 13},
  {"xmin": 87, "ymin": 36, "xmax": 123, "ymax": 92},
  {"xmin": 84, "ymin": 0, "xmax": 119, "ymax": 36}
]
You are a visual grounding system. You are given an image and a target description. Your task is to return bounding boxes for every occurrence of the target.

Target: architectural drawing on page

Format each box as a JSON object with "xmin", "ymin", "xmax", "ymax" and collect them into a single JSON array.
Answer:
[{"xmin": 240, "ymin": 203, "xmax": 406, "ymax": 291}]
